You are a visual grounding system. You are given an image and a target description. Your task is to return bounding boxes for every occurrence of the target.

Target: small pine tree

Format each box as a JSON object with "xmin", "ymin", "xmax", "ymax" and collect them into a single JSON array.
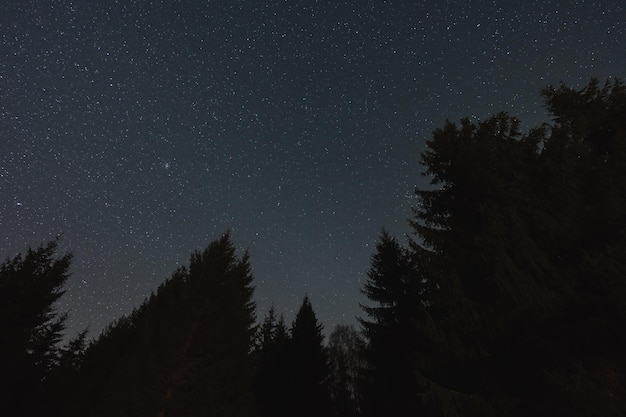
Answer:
[
  {"xmin": 253, "ymin": 307, "xmax": 294, "ymax": 417},
  {"xmin": 289, "ymin": 296, "xmax": 331, "ymax": 417}
]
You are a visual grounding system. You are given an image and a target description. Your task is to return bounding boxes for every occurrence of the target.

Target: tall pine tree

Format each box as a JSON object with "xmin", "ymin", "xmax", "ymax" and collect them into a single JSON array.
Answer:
[
  {"xmin": 359, "ymin": 231, "xmax": 427, "ymax": 417},
  {"xmin": 70, "ymin": 232, "xmax": 257, "ymax": 417},
  {"xmin": 0, "ymin": 240, "xmax": 72, "ymax": 417},
  {"xmin": 405, "ymin": 79, "xmax": 626, "ymax": 416}
]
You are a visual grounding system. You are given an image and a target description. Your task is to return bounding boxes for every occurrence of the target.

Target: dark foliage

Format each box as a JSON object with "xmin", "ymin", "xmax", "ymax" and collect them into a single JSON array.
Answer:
[
  {"xmin": 397, "ymin": 78, "xmax": 626, "ymax": 416},
  {"xmin": 253, "ymin": 307, "xmax": 292, "ymax": 417},
  {"xmin": 0, "ymin": 240, "xmax": 72, "ymax": 417},
  {"xmin": 253, "ymin": 296, "xmax": 331, "ymax": 417},
  {"xmin": 5, "ymin": 77, "xmax": 624, "ymax": 417},
  {"xmin": 358, "ymin": 231, "xmax": 428, "ymax": 417},
  {"xmin": 289, "ymin": 295, "xmax": 332, "ymax": 417},
  {"xmin": 67, "ymin": 232, "xmax": 257, "ymax": 417},
  {"xmin": 327, "ymin": 324, "xmax": 364, "ymax": 417}
]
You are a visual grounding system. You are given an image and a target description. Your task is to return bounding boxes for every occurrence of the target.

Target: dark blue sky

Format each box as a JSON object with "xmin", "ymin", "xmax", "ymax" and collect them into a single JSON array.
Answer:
[{"xmin": 2, "ymin": 0, "xmax": 624, "ymax": 339}]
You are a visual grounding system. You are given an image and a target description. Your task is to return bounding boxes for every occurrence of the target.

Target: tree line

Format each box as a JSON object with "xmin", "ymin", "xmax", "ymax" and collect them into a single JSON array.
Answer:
[{"xmin": 2, "ymin": 78, "xmax": 624, "ymax": 416}]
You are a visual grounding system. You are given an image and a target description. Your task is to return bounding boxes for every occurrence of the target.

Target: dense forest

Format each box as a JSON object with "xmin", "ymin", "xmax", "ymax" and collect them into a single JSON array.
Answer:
[{"xmin": 2, "ymin": 78, "xmax": 625, "ymax": 416}]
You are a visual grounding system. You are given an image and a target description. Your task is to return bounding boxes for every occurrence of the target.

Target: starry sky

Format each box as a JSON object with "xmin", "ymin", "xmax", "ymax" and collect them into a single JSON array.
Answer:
[{"xmin": 2, "ymin": 0, "xmax": 624, "ymax": 340}]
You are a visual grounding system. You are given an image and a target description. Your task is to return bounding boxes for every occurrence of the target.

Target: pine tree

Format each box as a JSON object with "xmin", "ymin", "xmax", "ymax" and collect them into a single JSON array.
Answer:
[
  {"xmin": 538, "ymin": 78, "xmax": 626, "ymax": 415},
  {"xmin": 289, "ymin": 296, "xmax": 331, "ymax": 417},
  {"xmin": 253, "ymin": 307, "xmax": 292, "ymax": 417},
  {"xmin": 0, "ymin": 240, "xmax": 72, "ymax": 416},
  {"xmin": 359, "ymin": 231, "xmax": 426, "ymax": 417},
  {"xmin": 404, "ymin": 79, "xmax": 626, "ymax": 416},
  {"xmin": 256, "ymin": 304, "xmax": 278, "ymax": 351},
  {"xmin": 407, "ymin": 112, "xmax": 556, "ymax": 416},
  {"xmin": 161, "ymin": 232, "xmax": 257, "ymax": 417},
  {"xmin": 71, "ymin": 232, "xmax": 258, "ymax": 417}
]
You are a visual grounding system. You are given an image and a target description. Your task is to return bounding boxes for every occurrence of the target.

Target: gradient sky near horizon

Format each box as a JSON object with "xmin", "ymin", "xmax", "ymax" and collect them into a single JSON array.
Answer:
[{"xmin": 2, "ymin": 0, "xmax": 624, "ymax": 340}]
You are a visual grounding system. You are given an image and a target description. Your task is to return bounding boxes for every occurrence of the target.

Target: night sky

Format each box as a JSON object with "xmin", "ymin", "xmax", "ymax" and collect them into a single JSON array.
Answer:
[{"xmin": 2, "ymin": 0, "xmax": 624, "ymax": 340}]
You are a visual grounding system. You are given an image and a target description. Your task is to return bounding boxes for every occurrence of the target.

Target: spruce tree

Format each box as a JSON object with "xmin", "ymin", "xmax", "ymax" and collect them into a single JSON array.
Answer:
[
  {"xmin": 72, "ymin": 232, "xmax": 257, "ymax": 417},
  {"xmin": 0, "ymin": 240, "xmax": 72, "ymax": 416},
  {"xmin": 289, "ymin": 296, "xmax": 331, "ymax": 417},
  {"xmin": 359, "ymin": 231, "xmax": 426, "ymax": 417},
  {"xmin": 256, "ymin": 304, "xmax": 278, "ymax": 352},
  {"xmin": 538, "ymin": 78, "xmax": 626, "ymax": 415},
  {"xmin": 405, "ymin": 79, "xmax": 626, "ymax": 416},
  {"xmin": 253, "ymin": 307, "xmax": 295, "ymax": 417}
]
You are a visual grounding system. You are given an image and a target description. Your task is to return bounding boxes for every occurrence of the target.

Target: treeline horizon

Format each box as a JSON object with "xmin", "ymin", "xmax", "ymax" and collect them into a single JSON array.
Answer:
[{"xmin": 2, "ymin": 77, "xmax": 625, "ymax": 417}]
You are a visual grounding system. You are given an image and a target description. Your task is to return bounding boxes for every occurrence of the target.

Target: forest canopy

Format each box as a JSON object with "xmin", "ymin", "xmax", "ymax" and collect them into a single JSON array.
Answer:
[{"xmin": 3, "ymin": 78, "xmax": 624, "ymax": 417}]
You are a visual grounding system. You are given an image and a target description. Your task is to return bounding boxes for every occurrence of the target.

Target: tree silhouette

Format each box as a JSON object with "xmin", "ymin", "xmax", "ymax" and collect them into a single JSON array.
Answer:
[
  {"xmin": 0, "ymin": 240, "xmax": 72, "ymax": 416},
  {"xmin": 402, "ymin": 79, "xmax": 626, "ymax": 416},
  {"xmin": 289, "ymin": 295, "xmax": 331, "ymax": 417},
  {"xmin": 253, "ymin": 307, "xmax": 292, "ymax": 417},
  {"xmin": 327, "ymin": 324, "xmax": 363, "ymax": 417},
  {"xmin": 359, "ymin": 231, "xmax": 427, "ymax": 417},
  {"xmin": 538, "ymin": 78, "xmax": 626, "ymax": 415},
  {"xmin": 256, "ymin": 304, "xmax": 278, "ymax": 351},
  {"xmin": 70, "ymin": 232, "xmax": 257, "ymax": 417}
]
